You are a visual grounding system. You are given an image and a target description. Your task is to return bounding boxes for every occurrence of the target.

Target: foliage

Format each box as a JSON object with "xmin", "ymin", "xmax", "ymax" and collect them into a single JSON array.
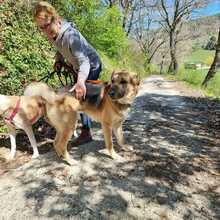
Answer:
[
  {"xmin": 94, "ymin": 6, "xmax": 128, "ymax": 57},
  {"xmin": 99, "ymin": 44, "xmax": 147, "ymax": 81},
  {"xmin": 0, "ymin": 0, "xmax": 54, "ymax": 95},
  {"xmin": 204, "ymin": 56, "xmax": 214, "ymax": 66},
  {"xmin": 204, "ymin": 36, "xmax": 217, "ymax": 50},
  {"xmin": 49, "ymin": 0, "xmax": 128, "ymax": 57}
]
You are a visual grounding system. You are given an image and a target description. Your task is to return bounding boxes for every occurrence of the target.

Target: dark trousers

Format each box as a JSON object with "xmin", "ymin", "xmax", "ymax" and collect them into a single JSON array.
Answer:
[{"xmin": 80, "ymin": 64, "xmax": 102, "ymax": 129}]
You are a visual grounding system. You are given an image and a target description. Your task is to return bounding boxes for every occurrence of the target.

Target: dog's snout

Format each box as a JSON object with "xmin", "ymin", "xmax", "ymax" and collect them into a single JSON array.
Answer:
[{"xmin": 108, "ymin": 90, "xmax": 115, "ymax": 97}]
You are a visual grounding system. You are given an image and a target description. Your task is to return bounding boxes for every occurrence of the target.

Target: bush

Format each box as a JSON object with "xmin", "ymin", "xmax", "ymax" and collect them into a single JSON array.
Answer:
[
  {"xmin": 0, "ymin": 0, "xmax": 54, "ymax": 94},
  {"xmin": 204, "ymin": 56, "xmax": 214, "ymax": 66},
  {"xmin": 50, "ymin": 0, "xmax": 128, "ymax": 57}
]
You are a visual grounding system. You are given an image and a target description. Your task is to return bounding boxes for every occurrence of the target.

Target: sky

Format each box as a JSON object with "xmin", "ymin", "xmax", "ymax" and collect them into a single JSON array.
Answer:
[
  {"xmin": 164, "ymin": 0, "xmax": 220, "ymax": 18},
  {"xmin": 192, "ymin": 0, "xmax": 220, "ymax": 17},
  {"xmin": 199, "ymin": 1, "xmax": 220, "ymax": 16}
]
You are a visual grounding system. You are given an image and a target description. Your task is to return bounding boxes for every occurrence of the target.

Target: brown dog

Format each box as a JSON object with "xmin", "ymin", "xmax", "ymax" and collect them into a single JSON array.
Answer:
[
  {"xmin": 0, "ymin": 95, "xmax": 45, "ymax": 160},
  {"xmin": 24, "ymin": 70, "xmax": 140, "ymax": 165}
]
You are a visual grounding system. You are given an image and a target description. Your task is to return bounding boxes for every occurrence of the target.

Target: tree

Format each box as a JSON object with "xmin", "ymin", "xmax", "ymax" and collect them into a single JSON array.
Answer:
[
  {"xmin": 202, "ymin": 28, "xmax": 220, "ymax": 87},
  {"xmin": 120, "ymin": 0, "xmax": 140, "ymax": 36},
  {"xmin": 104, "ymin": 0, "xmax": 138, "ymax": 35},
  {"xmin": 104, "ymin": 0, "xmax": 118, "ymax": 8},
  {"xmin": 156, "ymin": 0, "xmax": 207, "ymax": 74},
  {"xmin": 204, "ymin": 36, "xmax": 217, "ymax": 50},
  {"xmin": 133, "ymin": 2, "xmax": 165, "ymax": 66}
]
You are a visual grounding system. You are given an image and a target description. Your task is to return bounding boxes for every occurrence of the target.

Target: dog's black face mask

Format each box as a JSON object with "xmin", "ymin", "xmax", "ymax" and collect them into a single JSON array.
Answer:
[{"xmin": 108, "ymin": 82, "xmax": 126, "ymax": 100}]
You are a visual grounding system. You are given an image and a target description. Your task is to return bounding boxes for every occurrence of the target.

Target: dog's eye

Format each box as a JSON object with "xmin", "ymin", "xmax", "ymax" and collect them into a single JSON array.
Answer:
[{"xmin": 120, "ymin": 80, "xmax": 127, "ymax": 84}]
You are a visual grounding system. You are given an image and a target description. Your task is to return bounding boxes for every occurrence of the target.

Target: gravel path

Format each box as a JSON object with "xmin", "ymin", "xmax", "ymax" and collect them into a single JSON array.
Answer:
[{"xmin": 0, "ymin": 76, "xmax": 219, "ymax": 220}]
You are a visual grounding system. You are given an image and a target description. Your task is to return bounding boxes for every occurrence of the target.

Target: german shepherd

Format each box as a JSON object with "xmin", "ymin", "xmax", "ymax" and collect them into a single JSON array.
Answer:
[{"xmin": 24, "ymin": 70, "xmax": 140, "ymax": 165}]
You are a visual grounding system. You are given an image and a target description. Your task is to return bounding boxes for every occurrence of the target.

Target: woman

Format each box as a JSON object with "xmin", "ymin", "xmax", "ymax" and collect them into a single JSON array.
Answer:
[{"xmin": 33, "ymin": 1, "xmax": 102, "ymax": 145}]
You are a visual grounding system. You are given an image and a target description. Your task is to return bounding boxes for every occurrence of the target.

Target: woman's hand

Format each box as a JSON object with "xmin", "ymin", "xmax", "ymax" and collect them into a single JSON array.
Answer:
[{"xmin": 69, "ymin": 79, "xmax": 86, "ymax": 100}]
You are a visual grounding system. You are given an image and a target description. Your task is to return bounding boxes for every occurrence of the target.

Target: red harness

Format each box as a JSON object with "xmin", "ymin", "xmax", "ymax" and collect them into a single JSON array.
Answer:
[
  {"xmin": 4, "ymin": 98, "xmax": 40, "ymax": 126},
  {"xmin": 4, "ymin": 98, "xmax": 21, "ymax": 125}
]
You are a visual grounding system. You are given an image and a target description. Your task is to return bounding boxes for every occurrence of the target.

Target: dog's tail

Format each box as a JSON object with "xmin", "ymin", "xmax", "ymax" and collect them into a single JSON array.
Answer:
[{"xmin": 24, "ymin": 82, "xmax": 58, "ymax": 103}]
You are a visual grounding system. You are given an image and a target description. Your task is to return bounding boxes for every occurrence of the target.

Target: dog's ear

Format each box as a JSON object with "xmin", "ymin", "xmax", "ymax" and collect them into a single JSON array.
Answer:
[
  {"xmin": 131, "ymin": 73, "xmax": 141, "ymax": 86},
  {"xmin": 111, "ymin": 70, "xmax": 116, "ymax": 81},
  {"xmin": 111, "ymin": 70, "xmax": 117, "ymax": 81},
  {"xmin": 104, "ymin": 83, "xmax": 111, "ymax": 93}
]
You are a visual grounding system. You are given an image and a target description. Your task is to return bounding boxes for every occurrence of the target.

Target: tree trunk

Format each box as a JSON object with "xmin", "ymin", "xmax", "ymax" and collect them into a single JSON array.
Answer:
[
  {"xmin": 168, "ymin": 30, "xmax": 178, "ymax": 74},
  {"xmin": 108, "ymin": 0, "xmax": 117, "ymax": 8},
  {"xmin": 160, "ymin": 54, "xmax": 166, "ymax": 74},
  {"xmin": 202, "ymin": 28, "xmax": 220, "ymax": 87},
  {"xmin": 122, "ymin": 3, "xmax": 129, "ymax": 29}
]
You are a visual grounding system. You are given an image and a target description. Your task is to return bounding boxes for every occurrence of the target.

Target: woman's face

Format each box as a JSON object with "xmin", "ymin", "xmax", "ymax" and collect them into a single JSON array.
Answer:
[{"xmin": 36, "ymin": 16, "xmax": 60, "ymax": 41}]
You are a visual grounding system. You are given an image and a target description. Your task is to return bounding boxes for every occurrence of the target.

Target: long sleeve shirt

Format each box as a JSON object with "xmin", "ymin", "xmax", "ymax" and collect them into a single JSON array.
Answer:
[{"xmin": 53, "ymin": 20, "xmax": 101, "ymax": 81}]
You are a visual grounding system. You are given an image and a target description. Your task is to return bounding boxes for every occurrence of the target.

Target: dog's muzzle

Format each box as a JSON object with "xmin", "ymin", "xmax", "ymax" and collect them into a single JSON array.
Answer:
[{"xmin": 108, "ymin": 85, "xmax": 125, "ymax": 100}]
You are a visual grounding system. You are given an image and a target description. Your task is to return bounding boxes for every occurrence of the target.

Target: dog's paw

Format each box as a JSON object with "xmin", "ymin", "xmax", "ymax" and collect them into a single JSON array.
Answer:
[
  {"xmin": 121, "ymin": 144, "xmax": 133, "ymax": 151},
  {"xmin": 98, "ymin": 149, "xmax": 125, "ymax": 162},
  {"xmin": 32, "ymin": 152, "xmax": 40, "ymax": 159},
  {"xmin": 111, "ymin": 150, "xmax": 125, "ymax": 161},
  {"xmin": 63, "ymin": 152, "xmax": 77, "ymax": 166},
  {"xmin": 65, "ymin": 158, "xmax": 77, "ymax": 166}
]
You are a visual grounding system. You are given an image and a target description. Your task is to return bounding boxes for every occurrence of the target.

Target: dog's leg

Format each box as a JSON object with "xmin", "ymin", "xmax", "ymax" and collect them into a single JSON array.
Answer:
[
  {"xmin": 113, "ymin": 122, "xmax": 133, "ymax": 151},
  {"xmin": 54, "ymin": 129, "xmax": 76, "ymax": 166},
  {"xmin": 101, "ymin": 123, "xmax": 123, "ymax": 160},
  {"xmin": 73, "ymin": 119, "xmax": 78, "ymax": 138},
  {"xmin": 6, "ymin": 124, "xmax": 17, "ymax": 160},
  {"xmin": 23, "ymin": 125, "xmax": 39, "ymax": 159}
]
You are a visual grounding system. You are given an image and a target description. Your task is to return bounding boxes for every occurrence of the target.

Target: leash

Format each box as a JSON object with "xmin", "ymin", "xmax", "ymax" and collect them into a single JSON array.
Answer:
[
  {"xmin": 38, "ymin": 63, "xmax": 77, "ymax": 86},
  {"xmin": 39, "ymin": 63, "xmax": 104, "ymax": 86}
]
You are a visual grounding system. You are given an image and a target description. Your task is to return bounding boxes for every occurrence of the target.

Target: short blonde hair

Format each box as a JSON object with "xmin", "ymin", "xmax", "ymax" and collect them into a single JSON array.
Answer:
[{"xmin": 33, "ymin": 1, "xmax": 57, "ymax": 21}]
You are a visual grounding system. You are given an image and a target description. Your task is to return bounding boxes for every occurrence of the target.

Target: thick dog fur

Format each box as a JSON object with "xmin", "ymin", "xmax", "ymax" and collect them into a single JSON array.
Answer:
[
  {"xmin": 0, "ymin": 95, "xmax": 45, "ymax": 160},
  {"xmin": 24, "ymin": 70, "xmax": 140, "ymax": 165}
]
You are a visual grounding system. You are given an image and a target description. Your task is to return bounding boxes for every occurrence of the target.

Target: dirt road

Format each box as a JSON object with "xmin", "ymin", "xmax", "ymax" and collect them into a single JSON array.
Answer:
[{"xmin": 0, "ymin": 76, "xmax": 219, "ymax": 220}]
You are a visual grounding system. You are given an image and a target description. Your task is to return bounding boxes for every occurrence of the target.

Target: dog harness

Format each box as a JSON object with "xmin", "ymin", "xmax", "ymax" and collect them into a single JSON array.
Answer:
[
  {"xmin": 4, "ymin": 98, "xmax": 21, "ymax": 126},
  {"xmin": 4, "ymin": 98, "xmax": 41, "ymax": 126}
]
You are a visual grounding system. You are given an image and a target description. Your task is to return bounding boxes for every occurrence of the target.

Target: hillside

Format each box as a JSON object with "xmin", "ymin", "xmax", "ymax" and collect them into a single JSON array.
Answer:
[
  {"xmin": 188, "ymin": 13, "xmax": 220, "ymax": 49},
  {"xmin": 153, "ymin": 13, "xmax": 220, "ymax": 66}
]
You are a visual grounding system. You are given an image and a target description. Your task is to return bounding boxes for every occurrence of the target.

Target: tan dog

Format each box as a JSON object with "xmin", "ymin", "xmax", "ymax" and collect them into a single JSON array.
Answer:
[
  {"xmin": 0, "ymin": 95, "xmax": 45, "ymax": 160},
  {"xmin": 24, "ymin": 70, "xmax": 140, "ymax": 165}
]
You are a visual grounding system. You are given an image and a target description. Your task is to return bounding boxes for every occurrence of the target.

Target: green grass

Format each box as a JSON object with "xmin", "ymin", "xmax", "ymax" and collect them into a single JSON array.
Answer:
[
  {"xmin": 176, "ymin": 67, "xmax": 220, "ymax": 98},
  {"xmin": 185, "ymin": 49, "xmax": 215, "ymax": 64},
  {"xmin": 177, "ymin": 48, "xmax": 220, "ymax": 98}
]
